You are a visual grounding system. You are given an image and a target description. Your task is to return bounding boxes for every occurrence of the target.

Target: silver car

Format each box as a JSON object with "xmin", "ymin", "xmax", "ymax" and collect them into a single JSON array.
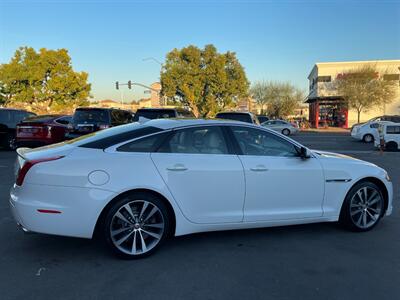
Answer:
[{"xmin": 261, "ymin": 120, "xmax": 299, "ymax": 135}]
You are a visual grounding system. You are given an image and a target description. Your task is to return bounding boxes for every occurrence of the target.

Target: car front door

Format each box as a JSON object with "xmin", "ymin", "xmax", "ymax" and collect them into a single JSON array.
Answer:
[
  {"xmin": 229, "ymin": 126, "xmax": 324, "ymax": 221},
  {"xmin": 151, "ymin": 126, "xmax": 245, "ymax": 224}
]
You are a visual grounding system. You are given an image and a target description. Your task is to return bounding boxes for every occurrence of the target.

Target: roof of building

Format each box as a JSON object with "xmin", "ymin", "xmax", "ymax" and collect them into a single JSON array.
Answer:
[{"xmin": 308, "ymin": 59, "xmax": 400, "ymax": 79}]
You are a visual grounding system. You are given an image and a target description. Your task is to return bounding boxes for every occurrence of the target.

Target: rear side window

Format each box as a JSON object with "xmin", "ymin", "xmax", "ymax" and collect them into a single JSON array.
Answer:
[
  {"xmin": 386, "ymin": 126, "xmax": 400, "ymax": 134},
  {"xmin": 70, "ymin": 124, "xmax": 163, "ymax": 149},
  {"xmin": 158, "ymin": 126, "xmax": 228, "ymax": 154},
  {"xmin": 117, "ymin": 131, "xmax": 170, "ymax": 152},
  {"xmin": 370, "ymin": 123, "xmax": 379, "ymax": 129}
]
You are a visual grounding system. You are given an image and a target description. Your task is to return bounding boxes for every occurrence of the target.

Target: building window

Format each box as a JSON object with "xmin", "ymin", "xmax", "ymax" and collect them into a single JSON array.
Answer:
[
  {"xmin": 317, "ymin": 76, "xmax": 331, "ymax": 82},
  {"xmin": 383, "ymin": 74, "xmax": 400, "ymax": 81}
]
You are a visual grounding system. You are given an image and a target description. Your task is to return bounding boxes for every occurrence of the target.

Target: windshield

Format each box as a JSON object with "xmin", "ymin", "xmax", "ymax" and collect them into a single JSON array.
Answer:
[
  {"xmin": 73, "ymin": 109, "xmax": 110, "ymax": 124},
  {"xmin": 216, "ymin": 113, "xmax": 252, "ymax": 123},
  {"xmin": 132, "ymin": 110, "xmax": 175, "ymax": 122}
]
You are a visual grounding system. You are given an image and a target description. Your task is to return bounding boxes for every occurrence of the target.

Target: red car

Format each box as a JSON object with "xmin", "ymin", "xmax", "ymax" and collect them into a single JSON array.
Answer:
[{"xmin": 16, "ymin": 115, "xmax": 71, "ymax": 148}]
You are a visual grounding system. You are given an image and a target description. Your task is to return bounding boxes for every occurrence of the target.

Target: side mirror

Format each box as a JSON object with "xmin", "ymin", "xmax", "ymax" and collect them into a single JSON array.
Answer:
[{"xmin": 299, "ymin": 146, "xmax": 311, "ymax": 159}]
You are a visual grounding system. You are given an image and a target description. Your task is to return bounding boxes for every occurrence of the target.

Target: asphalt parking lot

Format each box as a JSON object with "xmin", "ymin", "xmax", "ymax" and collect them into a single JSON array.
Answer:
[{"xmin": 0, "ymin": 131, "xmax": 399, "ymax": 300}]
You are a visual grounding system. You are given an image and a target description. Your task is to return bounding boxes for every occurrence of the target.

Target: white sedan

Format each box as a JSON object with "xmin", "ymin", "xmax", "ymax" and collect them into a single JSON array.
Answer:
[
  {"xmin": 10, "ymin": 119, "xmax": 393, "ymax": 258},
  {"xmin": 351, "ymin": 120, "xmax": 395, "ymax": 143},
  {"xmin": 261, "ymin": 120, "xmax": 299, "ymax": 135}
]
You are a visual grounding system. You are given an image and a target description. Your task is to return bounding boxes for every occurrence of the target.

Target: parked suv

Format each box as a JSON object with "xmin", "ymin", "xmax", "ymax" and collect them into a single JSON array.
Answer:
[
  {"xmin": 66, "ymin": 108, "xmax": 132, "ymax": 139},
  {"xmin": 0, "ymin": 108, "xmax": 36, "ymax": 149},
  {"xmin": 16, "ymin": 115, "xmax": 71, "ymax": 148},
  {"xmin": 132, "ymin": 108, "xmax": 195, "ymax": 122},
  {"xmin": 375, "ymin": 123, "xmax": 400, "ymax": 151},
  {"xmin": 215, "ymin": 111, "xmax": 260, "ymax": 124}
]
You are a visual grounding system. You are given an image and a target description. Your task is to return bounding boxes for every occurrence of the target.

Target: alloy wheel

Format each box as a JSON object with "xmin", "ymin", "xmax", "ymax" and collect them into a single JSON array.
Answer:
[
  {"xmin": 110, "ymin": 200, "xmax": 165, "ymax": 255},
  {"xmin": 349, "ymin": 186, "xmax": 382, "ymax": 229},
  {"xmin": 363, "ymin": 134, "xmax": 373, "ymax": 143}
]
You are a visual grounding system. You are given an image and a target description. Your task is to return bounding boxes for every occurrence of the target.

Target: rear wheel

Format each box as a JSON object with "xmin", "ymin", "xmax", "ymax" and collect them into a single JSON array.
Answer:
[
  {"xmin": 386, "ymin": 141, "xmax": 398, "ymax": 151},
  {"xmin": 282, "ymin": 128, "xmax": 290, "ymax": 136},
  {"xmin": 339, "ymin": 181, "xmax": 384, "ymax": 231},
  {"xmin": 104, "ymin": 192, "xmax": 171, "ymax": 259},
  {"xmin": 362, "ymin": 134, "xmax": 374, "ymax": 143}
]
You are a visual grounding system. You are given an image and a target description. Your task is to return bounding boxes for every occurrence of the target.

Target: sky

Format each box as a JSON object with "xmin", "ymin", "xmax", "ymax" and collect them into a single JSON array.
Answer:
[{"xmin": 0, "ymin": 0, "xmax": 399, "ymax": 102}]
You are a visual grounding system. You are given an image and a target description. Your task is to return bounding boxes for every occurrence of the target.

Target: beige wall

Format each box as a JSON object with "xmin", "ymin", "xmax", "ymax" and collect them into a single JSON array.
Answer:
[{"xmin": 308, "ymin": 60, "xmax": 400, "ymax": 126}]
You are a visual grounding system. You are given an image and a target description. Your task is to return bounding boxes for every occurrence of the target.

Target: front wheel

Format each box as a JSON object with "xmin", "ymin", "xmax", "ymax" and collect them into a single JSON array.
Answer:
[
  {"xmin": 282, "ymin": 128, "xmax": 290, "ymax": 136},
  {"xmin": 104, "ymin": 193, "xmax": 171, "ymax": 258},
  {"xmin": 363, "ymin": 134, "xmax": 374, "ymax": 143},
  {"xmin": 339, "ymin": 181, "xmax": 384, "ymax": 231}
]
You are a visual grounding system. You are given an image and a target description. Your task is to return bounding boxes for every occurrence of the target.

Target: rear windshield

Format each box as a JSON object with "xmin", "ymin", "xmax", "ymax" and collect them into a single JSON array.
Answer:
[
  {"xmin": 133, "ymin": 109, "xmax": 175, "ymax": 122},
  {"xmin": 66, "ymin": 123, "xmax": 163, "ymax": 149},
  {"xmin": 73, "ymin": 109, "xmax": 110, "ymax": 124},
  {"xmin": 216, "ymin": 113, "xmax": 252, "ymax": 123}
]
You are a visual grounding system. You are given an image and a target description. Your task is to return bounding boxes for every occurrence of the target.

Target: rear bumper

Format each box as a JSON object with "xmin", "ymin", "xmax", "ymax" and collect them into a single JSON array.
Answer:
[{"xmin": 9, "ymin": 183, "xmax": 116, "ymax": 238}]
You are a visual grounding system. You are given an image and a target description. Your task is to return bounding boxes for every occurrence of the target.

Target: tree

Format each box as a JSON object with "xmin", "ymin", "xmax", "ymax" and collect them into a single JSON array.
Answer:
[
  {"xmin": 0, "ymin": 47, "xmax": 91, "ymax": 113},
  {"xmin": 160, "ymin": 44, "xmax": 249, "ymax": 117},
  {"xmin": 251, "ymin": 81, "xmax": 304, "ymax": 118},
  {"xmin": 336, "ymin": 65, "xmax": 397, "ymax": 123},
  {"xmin": 250, "ymin": 81, "xmax": 269, "ymax": 114}
]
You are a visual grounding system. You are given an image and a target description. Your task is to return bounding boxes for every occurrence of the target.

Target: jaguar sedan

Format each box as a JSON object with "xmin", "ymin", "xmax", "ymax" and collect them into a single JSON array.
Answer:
[{"xmin": 10, "ymin": 119, "xmax": 393, "ymax": 258}]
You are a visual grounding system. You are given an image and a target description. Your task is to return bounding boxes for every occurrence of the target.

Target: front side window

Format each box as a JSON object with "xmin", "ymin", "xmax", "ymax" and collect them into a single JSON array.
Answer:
[
  {"xmin": 231, "ymin": 126, "xmax": 298, "ymax": 157},
  {"xmin": 158, "ymin": 126, "xmax": 228, "ymax": 154}
]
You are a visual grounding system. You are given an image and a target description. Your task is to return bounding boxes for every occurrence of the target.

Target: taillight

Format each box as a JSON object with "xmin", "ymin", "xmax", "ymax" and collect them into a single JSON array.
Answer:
[{"xmin": 16, "ymin": 156, "xmax": 64, "ymax": 186}]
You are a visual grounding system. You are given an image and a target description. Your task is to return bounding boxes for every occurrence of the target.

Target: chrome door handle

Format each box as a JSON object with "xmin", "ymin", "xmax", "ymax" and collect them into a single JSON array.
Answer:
[
  {"xmin": 250, "ymin": 166, "xmax": 269, "ymax": 172},
  {"xmin": 166, "ymin": 164, "xmax": 188, "ymax": 171}
]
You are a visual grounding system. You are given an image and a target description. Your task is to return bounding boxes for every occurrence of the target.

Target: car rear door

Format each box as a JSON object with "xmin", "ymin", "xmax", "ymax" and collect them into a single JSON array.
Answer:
[
  {"xmin": 228, "ymin": 125, "xmax": 324, "ymax": 221},
  {"xmin": 151, "ymin": 125, "xmax": 245, "ymax": 224}
]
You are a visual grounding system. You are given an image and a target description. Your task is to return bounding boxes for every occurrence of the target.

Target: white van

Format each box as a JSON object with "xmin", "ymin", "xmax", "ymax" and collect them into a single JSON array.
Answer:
[
  {"xmin": 374, "ymin": 123, "xmax": 400, "ymax": 151},
  {"xmin": 351, "ymin": 121, "xmax": 395, "ymax": 143}
]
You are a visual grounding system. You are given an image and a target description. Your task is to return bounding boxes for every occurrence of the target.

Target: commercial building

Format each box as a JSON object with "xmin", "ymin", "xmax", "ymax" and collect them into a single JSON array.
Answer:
[{"xmin": 306, "ymin": 60, "xmax": 400, "ymax": 128}]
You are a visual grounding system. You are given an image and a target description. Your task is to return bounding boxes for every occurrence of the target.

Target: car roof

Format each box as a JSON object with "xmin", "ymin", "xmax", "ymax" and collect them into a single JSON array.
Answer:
[
  {"xmin": 216, "ymin": 111, "xmax": 253, "ymax": 115},
  {"xmin": 144, "ymin": 118, "xmax": 254, "ymax": 129},
  {"xmin": 0, "ymin": 108, "xmax": 31, "ymax": 112},
  {"xmin": 137, "ymin": 108, "xmax": 176, "ymax": 111}
]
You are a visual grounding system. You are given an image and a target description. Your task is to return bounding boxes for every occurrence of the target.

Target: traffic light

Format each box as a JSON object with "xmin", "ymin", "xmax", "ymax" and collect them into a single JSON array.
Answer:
[
  {"xmin": 115, "ymin": 81, "xmax": 119, "ymax": 90},
  {"xmin": 128, "ymin": 80, "xmax": 132, "ymax": 89}
]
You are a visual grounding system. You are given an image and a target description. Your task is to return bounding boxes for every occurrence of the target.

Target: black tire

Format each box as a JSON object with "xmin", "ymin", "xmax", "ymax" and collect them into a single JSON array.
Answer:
[
  {"xmin": 103, "ymin": 192, "xmax": 171, "ymax": 259},
  {"xmin": 386, "ymin": 141, "xmax": 398, "ymax": 152},
  {"xmin": 282, "ymin": 128, "xmax": 290, "ymax": 136},
  {"xmin": 339, "ymin": 181, "xmax": 384, "ymax": 232},
  {"xmin": 362, "ymin": 134, "xmax": 374, "ymax": 143}
]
